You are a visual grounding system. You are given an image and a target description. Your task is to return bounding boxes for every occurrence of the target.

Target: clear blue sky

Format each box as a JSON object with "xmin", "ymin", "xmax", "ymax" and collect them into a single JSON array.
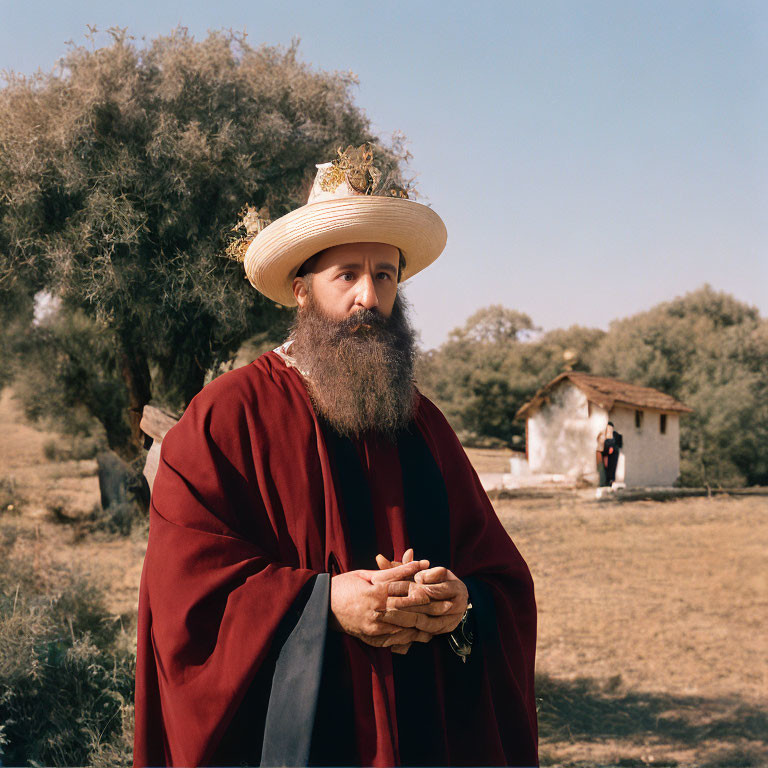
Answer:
[{"xmin": 2, "ymin": 0, "xmax": 766, "ymax": 348}]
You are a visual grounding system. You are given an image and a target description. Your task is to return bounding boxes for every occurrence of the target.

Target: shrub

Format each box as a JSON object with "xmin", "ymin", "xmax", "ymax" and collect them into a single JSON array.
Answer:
[
  {"xmin": 43, "ymin": 434, "xmax": 104, "ymax": 462},
  {"xmin": 0, "ymin": 476, "xmax": 22, "ymax": 514},
  {"xmin": 0, "ymin": 528, "xmax": 134, "ymax": 766}
]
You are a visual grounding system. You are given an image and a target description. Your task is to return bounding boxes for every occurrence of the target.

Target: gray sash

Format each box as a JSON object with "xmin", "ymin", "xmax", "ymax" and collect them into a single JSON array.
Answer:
[{"xmin": 260, "ymin": 573, "xmax": 330, "ymax": 767}]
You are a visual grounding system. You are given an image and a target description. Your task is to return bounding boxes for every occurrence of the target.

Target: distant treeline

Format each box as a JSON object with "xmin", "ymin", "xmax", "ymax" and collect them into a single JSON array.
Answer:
[{"xmin": 417, "ymin": 286, "xmax": 767, "ymax": 488}]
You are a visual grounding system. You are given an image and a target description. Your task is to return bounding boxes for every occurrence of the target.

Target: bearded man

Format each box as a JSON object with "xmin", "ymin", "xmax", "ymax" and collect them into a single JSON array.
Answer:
[{"xmin": 133, "ymin": 147, "xmax": 538, "ymax": 768}]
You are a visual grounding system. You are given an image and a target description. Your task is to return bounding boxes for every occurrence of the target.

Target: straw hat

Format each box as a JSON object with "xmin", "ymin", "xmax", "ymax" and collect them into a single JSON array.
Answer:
[{"xmin": 238, "ymin": 145, "xmax": 447, "ymax": 306}]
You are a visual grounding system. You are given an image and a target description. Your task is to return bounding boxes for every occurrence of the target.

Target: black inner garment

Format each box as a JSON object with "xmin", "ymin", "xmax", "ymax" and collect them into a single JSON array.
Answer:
[{"xmin": 314, "ymin": 420, "xmax": 453, "ymax": 766}]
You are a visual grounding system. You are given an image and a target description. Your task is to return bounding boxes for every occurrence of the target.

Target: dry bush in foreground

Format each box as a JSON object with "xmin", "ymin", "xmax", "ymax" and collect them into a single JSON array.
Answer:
[{"xmin": 0, "ymin": 523, "xmax": 134, "ymax": 766}]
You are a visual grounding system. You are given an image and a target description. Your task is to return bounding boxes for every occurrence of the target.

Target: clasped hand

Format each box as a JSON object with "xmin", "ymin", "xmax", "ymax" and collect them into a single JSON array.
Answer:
[{"xmin": 329, "ymin": 548, "xmax": 468, "ymax": 656}]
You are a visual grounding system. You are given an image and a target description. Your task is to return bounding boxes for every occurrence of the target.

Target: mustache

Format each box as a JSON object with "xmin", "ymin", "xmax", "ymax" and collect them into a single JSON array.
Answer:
[{"xmin": 330, "ymin": 308, "xmax": 390, "ymax": 338}]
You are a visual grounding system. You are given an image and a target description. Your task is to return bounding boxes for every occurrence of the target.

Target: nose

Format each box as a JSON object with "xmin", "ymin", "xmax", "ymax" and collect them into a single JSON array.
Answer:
[{"xmin": 354, "ymin": 273, "xmax": 379, "ymax": 311}]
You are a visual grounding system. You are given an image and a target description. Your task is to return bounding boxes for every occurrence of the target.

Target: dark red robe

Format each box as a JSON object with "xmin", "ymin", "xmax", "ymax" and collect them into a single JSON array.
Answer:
[{"xmin": 133, "ymin": 351, "xmax": 538, "ymax": 767}]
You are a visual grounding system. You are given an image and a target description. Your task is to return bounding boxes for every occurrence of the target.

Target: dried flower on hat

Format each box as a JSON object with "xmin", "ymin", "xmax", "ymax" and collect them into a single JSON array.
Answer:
[
  {"xmin": 318, "ymin": 143, "xmax": 408, "ymax": 199},
  {"xmin": 224, "ymin": 204, "xmax": 271, "ymax": 263}
]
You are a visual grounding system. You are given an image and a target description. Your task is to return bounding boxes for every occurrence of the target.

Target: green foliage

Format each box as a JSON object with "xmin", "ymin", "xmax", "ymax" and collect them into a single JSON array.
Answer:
[
  {"xmin": 447, "ymin": 305, "xmax": 534, "ymax": 345},
  {"xmin": 590, "ymin": 286, "xmax": 768, "ymax": 487},
  {"xmin": 0, "ymin": 527, "xmax": 134, "ymax": 766},
  {"xmin": 417, "ymin": 306, "xmax": 535, "ymax": 445},
  {"xmin": 0, "ymin": 279, "xmax": 36, "ymax": 391},
  {"xmin": 0, "ymin": 26, "xmax": 408, "ymax": 455},
  {"xmin": 417, "ymin": 305, "xmax": 604, "ymax": 447},
  {"xmin": 10, "ymin": 306, "xmax": 127, "ymax": 452}
]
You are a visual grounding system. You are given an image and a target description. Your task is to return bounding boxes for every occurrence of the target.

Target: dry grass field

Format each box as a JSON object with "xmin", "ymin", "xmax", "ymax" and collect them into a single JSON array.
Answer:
[
  {"xmin": 0, "ymin": 388, "xmax": 147, "ymax": 618},
  {"xmin": 1, "ymin": 388, "xmax": 766, "ymax": 766},
  {"xmin": 465, "ymin": 445, "xmax": 517, "ymax": 473},
  {"xmin": 498, "ymin": 493, "xmax": 767, "ymax": 766}
]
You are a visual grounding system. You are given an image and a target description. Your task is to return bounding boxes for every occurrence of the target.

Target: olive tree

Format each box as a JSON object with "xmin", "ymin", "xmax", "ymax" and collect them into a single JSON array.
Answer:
[{"xmin": 0, "ymin": 27, "xmax": 407, "ymax": 459}]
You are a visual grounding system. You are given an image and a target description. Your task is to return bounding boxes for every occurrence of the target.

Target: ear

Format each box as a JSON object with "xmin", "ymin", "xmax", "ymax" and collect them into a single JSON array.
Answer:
[{"xmin": 292, "ymin": 276, "xmax": 309, "ymax": 308}]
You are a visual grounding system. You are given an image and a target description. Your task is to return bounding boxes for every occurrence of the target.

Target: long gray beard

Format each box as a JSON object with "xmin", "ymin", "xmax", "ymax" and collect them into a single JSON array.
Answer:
[{"xmin": 289, "ymin": 291, "xmax": 418, "ymax": 438}]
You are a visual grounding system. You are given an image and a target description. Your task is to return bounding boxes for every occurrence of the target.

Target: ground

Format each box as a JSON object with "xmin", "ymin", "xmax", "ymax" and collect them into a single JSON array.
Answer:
[
  {"xmin": 464, "ymin": 445, "xmax": 516, "ymax": 473},
  {"xmin": 1, "ymin": 387, "xmax": 766, "ymax": 767},
  {"xmin": 496, "ymin": 491, "xmax": 767, "ymax": 767}
]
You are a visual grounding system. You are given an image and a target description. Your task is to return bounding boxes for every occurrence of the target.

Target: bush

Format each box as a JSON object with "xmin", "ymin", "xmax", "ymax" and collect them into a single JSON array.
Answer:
[
  {"xmin": 43, "ymin": 435, "xmax": 105, "ymax": 461},
  {"xmin": 43, "ymin": 434, "xmax": 105, "ymax": 462},
  {"xmin": 0, "ymin": 528, "xmax": 134, "ymax": 766},
  {"xmin": 0, "ymin": 476, "xmax": 22, "ymax": 514},
  {"xmin": 92, "ymin": 499, "xmax": 146, "ymax": 538}
]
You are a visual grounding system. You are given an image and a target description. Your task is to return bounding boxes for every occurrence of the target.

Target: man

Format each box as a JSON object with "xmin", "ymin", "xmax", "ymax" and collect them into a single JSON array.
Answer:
[
  {"xmin": 602, "ymin": 421, "xmax": 622, "ymax": 487},
  {"xmin": 134, "ymin": 145, "xmax": 538, "ymax": 767}
]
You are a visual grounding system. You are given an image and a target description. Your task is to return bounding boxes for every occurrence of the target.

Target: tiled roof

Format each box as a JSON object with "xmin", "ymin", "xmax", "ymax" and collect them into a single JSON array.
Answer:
[{"xmin": 516, "ymin": 372, "xmax": 694, "ymax": 419}]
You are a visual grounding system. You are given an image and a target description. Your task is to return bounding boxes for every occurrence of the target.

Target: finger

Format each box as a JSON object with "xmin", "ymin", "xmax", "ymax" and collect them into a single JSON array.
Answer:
[
  {"xmin": 402, "ymin": 548, "xmax": 414, "ymax": 564},
  {"xmin": 381, "ymin": 628, "xmax": 420, "ymax": 647},
  {"xmin": 386, "ymin": 581, "xmax": 430, "ymax": 602},
  {"xmin": 385, "ymin": 580, "xmax": 412, "ymax": 597},
  {"xmin": 380, "ymin": 609, "xmax": 448, "ymax": 633},
  {"xmin": 384, "ymin": 593, "xmax": 432, "ymax": 611},
  {"xmin": 364, "ymin": 616, "xmax": 405, "ymax": 636},
  {"xmin": 360, "ymin": 627, "xmax": 417, "ymax": 647},
  {"xmin": 370, "ymin": 560, "xmax": 429, "ymax": 584},
  {"xmin": 385, "ymin": 598, "xmax": 456, "ymax": 616},
  {"xmin": 377, "ymin": 608, "xmax": 425, "ymax": 628},
  {"xmin": 358, "ymin": 632, "xmax": 399, "ymax": 648},
  {"xmin": 375, "ymin": 554, "xmax": 392, "ymax": 570},
  {"xmin": 390, "ymin": 643, "xmax": 412, "ymax": 655},
  {"xmin": 412, "ymin": 630, "xmax": 434, "ymax": 644},
  {"xmin": 414, "ymin": 566, "xmax": 451, "ymax": 584},
  {"xmin": 418, "ymin": 582, "xmax": 462, "ymax": 600},
  {"xmin": 382, "ymin": 581, "xmax": 437, "ymax": 600}
]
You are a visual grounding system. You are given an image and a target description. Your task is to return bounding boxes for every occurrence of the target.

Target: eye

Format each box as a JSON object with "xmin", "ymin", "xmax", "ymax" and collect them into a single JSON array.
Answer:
[
  {"xmin": 339, "ymin": 272, "xmax": 354, "ymax": 281},
  {"xmin": 377, "ymin": 272, "xmax": 392, "ymax": 280}
]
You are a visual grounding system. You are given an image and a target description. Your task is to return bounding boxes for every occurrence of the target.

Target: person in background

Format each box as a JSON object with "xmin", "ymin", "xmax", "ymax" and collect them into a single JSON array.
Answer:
[{"xmin": 602, "ymin": 421, "xmax": 622, "ymax": 487}]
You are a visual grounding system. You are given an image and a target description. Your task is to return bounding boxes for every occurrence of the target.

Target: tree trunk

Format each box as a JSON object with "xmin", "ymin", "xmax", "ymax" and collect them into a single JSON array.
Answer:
[
  {"xmin": 182, "ymin": 356, "xmax": 207, "ymax": 409},
  {"xmin": 150, "ymin": 354, "xmax": 207, "ymax": 413},
  {"xmin": 119, "ymin": 344, "xmax": 152, "ymax": 459}
]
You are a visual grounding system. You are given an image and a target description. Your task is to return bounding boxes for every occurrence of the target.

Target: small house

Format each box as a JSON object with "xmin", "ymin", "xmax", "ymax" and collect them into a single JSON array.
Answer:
[{"xmin": 516, "ymin": 372, "xmax": 693, "ymax": 487}]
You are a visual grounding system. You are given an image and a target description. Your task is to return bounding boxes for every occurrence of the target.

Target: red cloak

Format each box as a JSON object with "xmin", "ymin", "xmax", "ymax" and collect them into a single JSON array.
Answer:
[{"xmin": 134, "ymin": 351, "xmax": 538, "ymax": 767}]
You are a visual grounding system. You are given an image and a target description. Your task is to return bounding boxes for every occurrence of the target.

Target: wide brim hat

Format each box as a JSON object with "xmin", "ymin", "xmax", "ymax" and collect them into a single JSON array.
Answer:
[{"xmin": 242, "ymin": 151, "xmax": 447, "ymax": 306}]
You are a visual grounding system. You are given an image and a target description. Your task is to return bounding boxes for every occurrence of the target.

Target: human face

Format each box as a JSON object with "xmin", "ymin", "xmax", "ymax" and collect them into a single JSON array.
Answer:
[{"xmin": 292, "ymin": 242, "xmax": 400, "ymax": 320}]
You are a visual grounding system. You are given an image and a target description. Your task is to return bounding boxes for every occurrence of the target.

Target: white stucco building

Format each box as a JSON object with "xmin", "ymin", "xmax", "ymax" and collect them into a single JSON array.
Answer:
[{"xmin": 516, "ymin": 372, "xmax": 693, "ymax": 487}]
